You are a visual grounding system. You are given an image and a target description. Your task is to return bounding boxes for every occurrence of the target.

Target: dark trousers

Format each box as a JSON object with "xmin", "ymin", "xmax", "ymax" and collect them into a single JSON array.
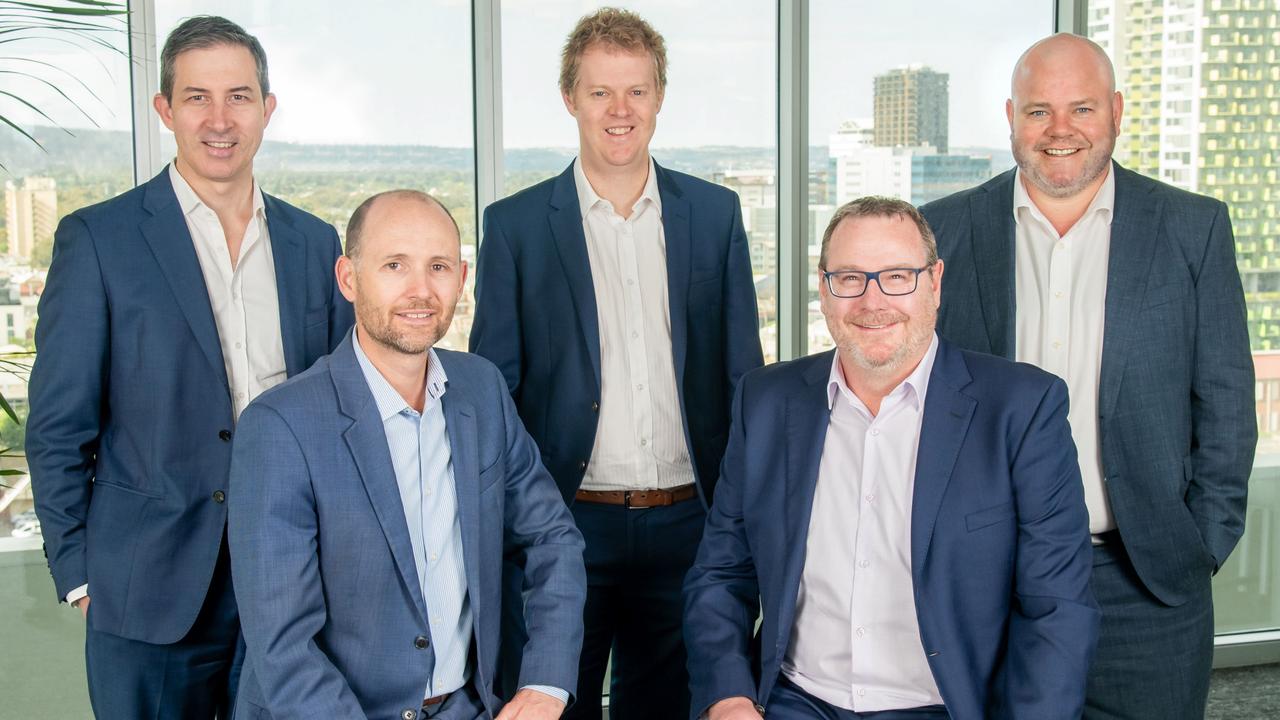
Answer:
[
  {"xmin": 766, "ymin": 676, "xmax": 949, "ymax": 719},
  {"xmin": 1085, "ymin": 539, "xmax": 1214, "ymax": 720},
  {"xmin": 85, "ymin": 537, "xmax": 244, "ymax": 720},
  {"xmin": 561, "ymin": 497, "xmax": 705, "ymax": 720}
]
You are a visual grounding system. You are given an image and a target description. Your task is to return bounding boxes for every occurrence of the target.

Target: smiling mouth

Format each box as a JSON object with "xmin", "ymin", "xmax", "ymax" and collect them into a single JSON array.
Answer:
[
  {"xmin": 204, "ymin": 141, "xmax": 236, "ymax": 149},
  {"xmin": 605, "ymin": 126, "xmax": 633, "ymax": 136},
  {"xmin": 399, "ymin": 311, "xmax": 434, "ymax": 319},
  {"xmin": 1043, "ymin": 148, "xmax": 1080, "ymax": 156}
]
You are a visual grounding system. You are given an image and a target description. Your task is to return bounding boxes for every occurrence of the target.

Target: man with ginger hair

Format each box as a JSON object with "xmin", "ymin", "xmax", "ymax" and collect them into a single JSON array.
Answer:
[
  {"xmin": 921, "ymin": 33, "xmax": 1255, "ymax": 718},
  {"xmin": 470, "ymin": 7, "xmax": 763, "ymax": 719}
]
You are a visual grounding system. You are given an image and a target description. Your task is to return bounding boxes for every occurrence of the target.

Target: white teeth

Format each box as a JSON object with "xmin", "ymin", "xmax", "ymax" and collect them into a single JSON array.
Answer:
[
  {"xmin": 1044, "ymin": 148, "xmax": 1078, "ymax": 156},
  {"xmin": 207, "ymin": 142, "xmax": 234, "ymax": 148},
  {"xmin": 403, "ymin": 313, "xmax": 430, "ymax": 318},
  {"xmin": 605, "ymin": 127, "xmax": 631, "ymax": 135}
]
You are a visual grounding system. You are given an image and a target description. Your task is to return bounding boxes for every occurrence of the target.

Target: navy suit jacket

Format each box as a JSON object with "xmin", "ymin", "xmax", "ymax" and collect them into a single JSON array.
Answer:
[
  {"xmin": 26, "ymin": 167, "xmax": 352, "ymax": 644},
  {"xmin": 469, "ymin": 161, "xmax": 764, "ymax": 502},
  {"xmin": 227, "ymin": 336, "xmax": 586, "ymax": 720},
  {"xmin": 921, "ymin": 163, "xmax": 1257, "ymax": 605},
  {"xmin": 683, "ymin": 342, "xmax": 1099, "ymax": 720}
]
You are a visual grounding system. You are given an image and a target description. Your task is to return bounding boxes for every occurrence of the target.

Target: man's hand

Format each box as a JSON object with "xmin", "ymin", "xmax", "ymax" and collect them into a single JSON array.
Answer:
[
  {"xmin": 73, "ymin": 595, "xmax": 90, "ymax": 620},
  {"xmin": 495, "ymin": 688, "xmax": 566, "ymax": 720},
  {"xmin": 708, "ymin": 696, "xmax": 763, "ymax": 720}
]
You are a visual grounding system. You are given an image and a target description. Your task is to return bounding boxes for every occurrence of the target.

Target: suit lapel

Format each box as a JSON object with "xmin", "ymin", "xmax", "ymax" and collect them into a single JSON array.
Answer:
[
  {"xmin": 1099, "ymin": 164, "xmax": 1160, "ymax": 419},
  {"xmin": 969, "ymin": 172, "xmax": 1018, "ymax": 359},
  {"xmin": 264, "ymin": 194, "xmax": 308, "ymax": 376},
  {"xmin": 658, "ymin": 163, "xmax": 692, "ymax": 386},
  {"xmin": 138, "ymin": 168, "xmax": 230, "ymax": 393},
  {"xmin": 911, "ymin": 341, "xmax": 977, "ymax": 575},
  {"xmin": 331, "ymin": 338, "xmax": 429, "ymax": 622},
  {"xmin": 440, "ymin": 381, "xmax": 483, "ymax": 630},
  {"xmin": 776, "ymin": 354, "xmax": 833, "ymax": 655},
  {"xmin": 548, "ymin": 164, "xmax": 602, "ymax": 388}
]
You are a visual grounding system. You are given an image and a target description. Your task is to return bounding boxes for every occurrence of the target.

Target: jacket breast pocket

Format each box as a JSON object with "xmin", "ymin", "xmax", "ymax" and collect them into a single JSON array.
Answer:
[{"xmin": 965, "ymin": 501, "xmax": 1014, "ymax": 532}]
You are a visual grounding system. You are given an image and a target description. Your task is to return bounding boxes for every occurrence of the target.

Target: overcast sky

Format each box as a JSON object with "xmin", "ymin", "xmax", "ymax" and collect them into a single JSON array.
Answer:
[{"xmin": 9, "ymin": 0, "xmax": 1054, "ymax": 150}]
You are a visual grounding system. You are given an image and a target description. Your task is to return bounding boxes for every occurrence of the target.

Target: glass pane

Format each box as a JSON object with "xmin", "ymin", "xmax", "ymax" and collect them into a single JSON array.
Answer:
[
  {"xmin": 806, "ymin": 0, "xmax": 1053, "ymax": 353},
  {"xmin": 500, "ymin": 0, "xmax": 779, "ymax": 362},
  {"xmin": 0, "ymin": 2, "xmax": 133, "ymax": 713},
  {"xmin": 1087, "ymin": 0, "xmax": 1280, "ymax": 636},
  {"xmin": 154, "ymin": 2, "xmax": 477, "ymax": 349}
]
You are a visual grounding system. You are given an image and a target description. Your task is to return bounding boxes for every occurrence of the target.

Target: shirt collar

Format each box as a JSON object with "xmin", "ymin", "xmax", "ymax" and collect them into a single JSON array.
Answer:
[
  {"xmin": 1012, "ymin": 162, "xmax": 1115, "ymax": 229},
  {"xmin": 573, "ymin": 156, "xmax": 662, "ymax": 220},
  {"xmin": 351, "ymin": 328, "xmax": 449, "ymax": 421},
  {"xmin": 168, "ymin": 162, "xmax": 266, "ymax": 220},
  {"xmin": 826, "ymin": 333, "xmax": 939, "ymax": 414}
]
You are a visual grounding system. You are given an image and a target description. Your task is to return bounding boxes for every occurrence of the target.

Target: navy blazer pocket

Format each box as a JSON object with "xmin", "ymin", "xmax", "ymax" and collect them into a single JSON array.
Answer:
[{"xmin": 965, "ymin": 501, "xmax": 1014, "ymax": 532}]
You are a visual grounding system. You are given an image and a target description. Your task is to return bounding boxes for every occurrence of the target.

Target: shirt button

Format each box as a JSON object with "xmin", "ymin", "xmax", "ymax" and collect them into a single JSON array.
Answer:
[
  {"xmin": 636, "ymin": 383, "xmax": 644, "ymax": 391},
  {"xmin": 212, "ymin": 490, "xmax": 226, "ymax": 504},
  {"xmin": 858, "ymin": 689, "xmax": 867, "ymax": 697},
  {"xmin": 640, "ymin": 438, "xmax": 648, "ymax": 446},
  {"xmin": 865, "ymin": 494, "xmax": 875, "ymax": 503},
  {"xmin": 1055, "ymin": 291, "xmax": 1064, "ymax": 298},
  {"xmin": 235, "ymin": 341, "xmax": 242, "ymax": 349},
  {"xmin": 1052, "ymin": 341, "xmax": 1063, "ymax": 349},
  {"xmin": 414, "ymin": 635, "xmax": 429, "ymax": 649},
  {"xmin": 632, "ymin": 331, "xmax": 640, "ymax": 339},
  {"xmin": 856, "ymin": 627, "xmax": 866, "ymax": 638},
  {"xmin": 627, "ymin": 278, "xmax": 635, "ymax": 285},
  {"xmin": 858, "ymin": 559, "xmax": 869, "ymax": 568},
  {"xmin": 429, "ymin": 553, "xmax": 438, "ymax": 563},
  {"xmin": 870, "ymin": 428, "xmax": 880, "ymax": 436}
]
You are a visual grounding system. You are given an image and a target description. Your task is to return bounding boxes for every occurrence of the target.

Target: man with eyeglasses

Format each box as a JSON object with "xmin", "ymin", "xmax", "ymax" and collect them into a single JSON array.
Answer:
[{"xmin": 683, "ymin": 196, "xmax": 1098, "ymax": 720}]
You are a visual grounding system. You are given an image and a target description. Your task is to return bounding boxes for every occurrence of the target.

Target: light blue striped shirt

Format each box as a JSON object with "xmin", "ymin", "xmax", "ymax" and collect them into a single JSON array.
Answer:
[{"xmin": 352, "ymin": 330, "xmax": 567, "ymax": 705}]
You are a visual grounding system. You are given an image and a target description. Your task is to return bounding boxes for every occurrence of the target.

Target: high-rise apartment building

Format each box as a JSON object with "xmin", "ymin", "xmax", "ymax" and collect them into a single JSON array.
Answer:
[
  {"xmin": 873, "ymin": 65, "xmax": 950, "ymax": 153},
  {"xmin": 1092, "ymin": 0, "xmax": 1280, "ymax": 349},
  {"xmin": 4, "ymin": 177, "xmax": 57, "ymax": 263}
]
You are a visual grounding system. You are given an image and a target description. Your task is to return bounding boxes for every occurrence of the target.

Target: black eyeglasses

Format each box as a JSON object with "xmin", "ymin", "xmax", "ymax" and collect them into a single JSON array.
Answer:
[{"xmin": 822, "ymin": 264, "xmax": 934, "ymax": 298}]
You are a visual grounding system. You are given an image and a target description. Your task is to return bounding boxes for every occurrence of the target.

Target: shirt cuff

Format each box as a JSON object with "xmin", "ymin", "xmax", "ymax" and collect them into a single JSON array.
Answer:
[
  {"xmin": 65, "ymin": 584, "xmax": 89, "ymax": 606},
  {"xmin": 520, "ymin": 685, "xmax": 569, "ymax": 704}
]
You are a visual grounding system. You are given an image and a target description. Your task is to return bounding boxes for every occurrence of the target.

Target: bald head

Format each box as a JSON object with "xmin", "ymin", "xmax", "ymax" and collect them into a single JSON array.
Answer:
[
  {"xmin": 345, "ymin": 190, "xmax": 460, "ymax": 261},
  {"xmin": 1012, "ymin": 33, "xmax": 1116, "ymax": 99}
]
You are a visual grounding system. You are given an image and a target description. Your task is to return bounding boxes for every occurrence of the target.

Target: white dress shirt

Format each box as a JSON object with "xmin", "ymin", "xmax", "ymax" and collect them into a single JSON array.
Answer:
[
  {"xmin": 65, "ymin": 166, "xmax": 287, "ymax": 607},
  {"xmin": 170, "ymin": 163, "xmax": 287, "ymax": 420},
  {"xmin": 574, "ymin": 158, "xmax": 695, "ymax": 492},
  {"xmin": 1013, "ymin": 167, "xmax": 1115, "ymax": 535},
  {"xmin": 782, "ymin": 335, "xmax": 944, "ymax": 712}
]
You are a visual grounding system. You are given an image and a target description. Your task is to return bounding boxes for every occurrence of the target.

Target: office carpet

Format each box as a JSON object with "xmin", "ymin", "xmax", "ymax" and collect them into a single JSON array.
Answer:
[{"xmin": 1206, "ymin": 663, "xmax": 1280, "ymax": 719}]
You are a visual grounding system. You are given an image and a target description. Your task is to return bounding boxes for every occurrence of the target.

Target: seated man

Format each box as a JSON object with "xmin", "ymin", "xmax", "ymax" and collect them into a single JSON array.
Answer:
[
  {"xmin": 228, "ymin": 190, "xmax": 586, "ymax": 720},
  {"xmin": 683, "ymin": 197, "xmax": 1099, "ymax": 720}
]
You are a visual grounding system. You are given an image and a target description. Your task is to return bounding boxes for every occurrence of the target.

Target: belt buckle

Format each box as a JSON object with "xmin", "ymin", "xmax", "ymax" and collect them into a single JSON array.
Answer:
[{"xmin": 623, "ymin": 490, "xmax": 640, "ymax": 509}]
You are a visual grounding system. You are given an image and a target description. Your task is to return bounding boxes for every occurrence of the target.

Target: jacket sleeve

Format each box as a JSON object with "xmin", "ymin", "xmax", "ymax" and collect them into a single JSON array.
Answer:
[
  {"xmin": 682, "ymin": 379, "xmax": 762, "ymax": 720},
  {"xmin": 1000, "ymin": 377, "xmax": 1100, "ymax": 719},
  {"xmin": 469, "ymin": 207, "xmax": 524, "ymax": 398},
  {"xmin": 1185, "ymin": 200, "xmax": 1255, "ymax": 569},
  {"xmin": 722, "ymin": 192, "xmax": 765, "ymax": 401},
  {"xmin": 26, "ymin": 213, "xmax": 109, "ymax": 601},
  {"xmin": 325, "ymin": 224, "xmax": 355, "ymax": 351},
  {"xmin": 228, "ymin": 403, "xmax": 367, "ymax": 719}
]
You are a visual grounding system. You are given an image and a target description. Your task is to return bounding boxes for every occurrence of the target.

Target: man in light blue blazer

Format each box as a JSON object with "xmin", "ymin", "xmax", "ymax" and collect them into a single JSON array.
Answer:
[
  {"xmin": 26, "ymin": 16, "xmax": 352, "ymax": 719},
  {"xmin": 684, "ymin": 197, "xmax": 1098, "ymax": 720},
  {"xmin": 229, "ymin": 190, "xmax": 586, "ymax": 720},
  {"xmin": 920, "ymin": 34, "xmax": 1255, "ymax": 719}
]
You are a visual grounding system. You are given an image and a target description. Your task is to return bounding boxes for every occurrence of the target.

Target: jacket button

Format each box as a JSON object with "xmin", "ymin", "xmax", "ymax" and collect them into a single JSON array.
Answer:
[
  {"xmin": 591, "ymin": 401, "xmax": 600, "ymax": 412},
  {"xmin": 212, "ymin": 490, "xmax": 226, "ymax": 504},
  {"xmin": 578, "ymin": 460, "xmax": 587, "ymax": 471},
  {"xmin": 401, "ymin": 711, "xmax": 417, "ymax": 720},
  {"xmin": 218, "ymin": 429, "xmax": 232, "ymax": 442},
  {"xmin": 414, "ymin": 635, "xmax": 429, "ymax": 649}
]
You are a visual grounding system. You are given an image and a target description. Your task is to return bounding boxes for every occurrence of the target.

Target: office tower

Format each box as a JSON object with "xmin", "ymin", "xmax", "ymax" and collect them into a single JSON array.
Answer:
[
  {"xmin": 1098, "ymin": 0, "xmax": 1279, "ymax": 349},
  {"xmin": 4, "ymin": 178, "xmax": 57, "ymax": 263},
  {"xmin": 873, "ymin": 66, "xmax": 949, "ymax": 153}
]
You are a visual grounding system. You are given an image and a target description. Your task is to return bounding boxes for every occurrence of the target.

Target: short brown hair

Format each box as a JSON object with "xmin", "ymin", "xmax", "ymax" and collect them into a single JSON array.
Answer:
[
  {"xmin": 819, "ymin": 196, "xmax": 938, "ymax": 269},
  {"xmin": 559, "ymin": 7, "xmax": 667, "ymax": 95},
  {"xmin": 345, "ymin": 190, "xmax": 459, "ymax": 260}
]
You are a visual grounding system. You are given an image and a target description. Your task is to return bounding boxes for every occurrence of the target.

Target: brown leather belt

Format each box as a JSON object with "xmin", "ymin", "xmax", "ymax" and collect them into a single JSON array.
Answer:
[
  {"xmin": 422, "ymin": 692, "xmax": 450, "ymax": 708},
  {"xmin": 574, "ymin": 483, "xmax": 698, "ymax": 508}
]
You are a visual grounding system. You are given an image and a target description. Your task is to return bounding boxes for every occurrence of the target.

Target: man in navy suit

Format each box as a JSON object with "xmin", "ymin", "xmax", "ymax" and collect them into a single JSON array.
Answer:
[
  {"xmin": 684, "ymin": 197, "xmax": 1098, "ymax": 720},
  {"xmin": 920, "ymin": 34, "xmax": 1255, "ymax": 719},
  {"xmin": 470, "ymin": 8, "xmax": 763, "ymax": 720},
  {"xmin": 229, "ymin": 190, "xmax": 585, "ymax": 720},
  {"xmin": 26, "ymin": 16, "xmax": 352, "ymax": 718}
]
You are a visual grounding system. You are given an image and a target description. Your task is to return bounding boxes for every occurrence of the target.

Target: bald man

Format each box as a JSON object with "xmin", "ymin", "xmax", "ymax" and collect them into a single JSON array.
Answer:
[
  {"xmin": 228, "ymin": 191, "xmax": 586, "ymax": 719},
  {"xmin": 922, "ymin": 33, "xmax": 1255, "ymax": 719}
]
